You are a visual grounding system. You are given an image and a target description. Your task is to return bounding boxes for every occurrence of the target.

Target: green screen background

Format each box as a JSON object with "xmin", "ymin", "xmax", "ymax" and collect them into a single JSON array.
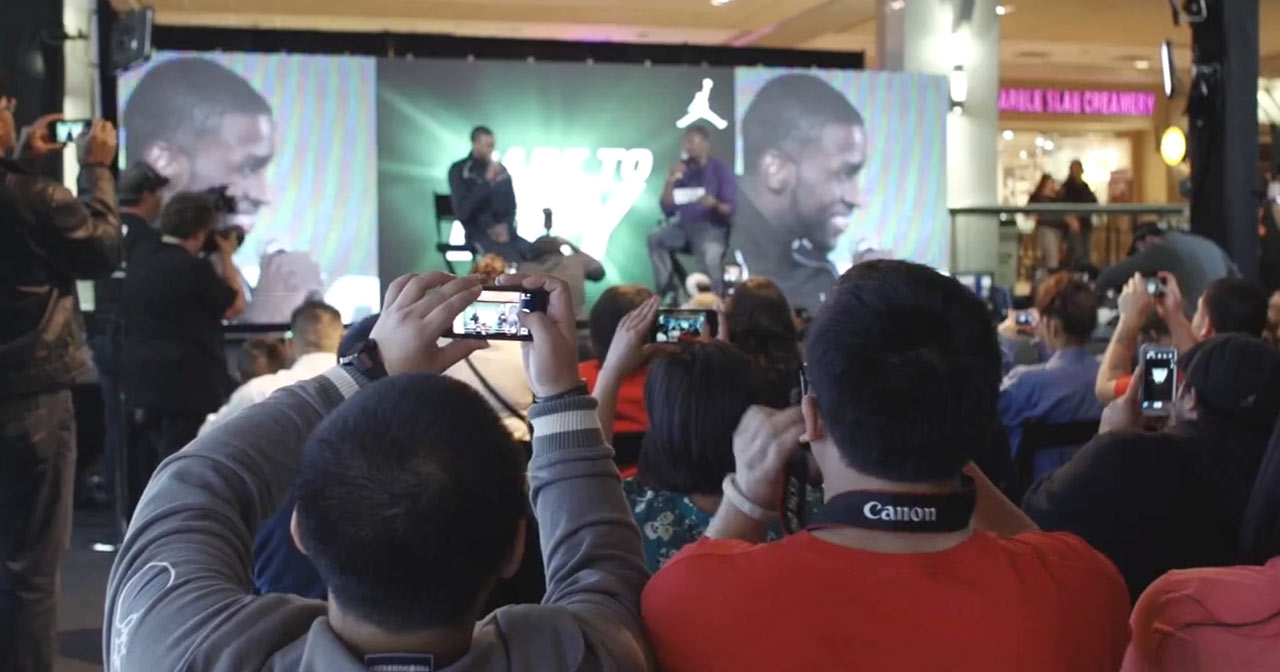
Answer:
[{"xmin": 377, "ymin": 59, "xmax": 735, "ymax": 306}]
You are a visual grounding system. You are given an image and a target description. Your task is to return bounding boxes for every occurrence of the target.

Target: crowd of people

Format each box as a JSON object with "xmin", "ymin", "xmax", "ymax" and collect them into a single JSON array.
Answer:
[{"xmin": 9, "ymin": 77, "xmax": 1280, "ymax": 672}]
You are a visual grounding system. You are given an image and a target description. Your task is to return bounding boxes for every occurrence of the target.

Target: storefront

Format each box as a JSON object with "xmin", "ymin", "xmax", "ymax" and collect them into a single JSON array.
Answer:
[{"xmin": 997, "ymin": 83, "xmax": 1173, "ymax": 210}]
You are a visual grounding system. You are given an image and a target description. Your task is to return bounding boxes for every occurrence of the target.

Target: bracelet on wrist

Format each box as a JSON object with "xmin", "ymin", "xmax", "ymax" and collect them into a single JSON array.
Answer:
[
  {"xmin": 534, "ymin": 380, "xmax": 589, "ymax": 404},
  {"xmin": 722, "ymin": 474, "xmax": 779, "ymax": 524}
]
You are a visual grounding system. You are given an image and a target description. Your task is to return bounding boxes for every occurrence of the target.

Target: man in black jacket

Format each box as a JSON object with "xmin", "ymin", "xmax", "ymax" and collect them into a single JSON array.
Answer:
[
  {"xmin": 448, "ymin": 126, "xmax": 531, "ymax": 263},
  {"xmin": 0, "ymin": 86, "xmax": 121, "ymax": 672}
]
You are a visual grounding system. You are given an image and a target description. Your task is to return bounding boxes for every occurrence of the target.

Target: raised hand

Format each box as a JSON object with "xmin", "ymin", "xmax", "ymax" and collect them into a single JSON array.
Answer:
[
  {"xmin": 369, "ymin": 272, "xmax": 488, "ymax": 376},
  {"xmin": 732, "ymin": 405, "xmax": 807, "ymax": 506},
  {"xmin": 497, "ymin": 273, "xmax": 581, "ymax": 398},
  {"xmin": 602, "ymin": 295, "xmax": 659, "ymax": 378}
]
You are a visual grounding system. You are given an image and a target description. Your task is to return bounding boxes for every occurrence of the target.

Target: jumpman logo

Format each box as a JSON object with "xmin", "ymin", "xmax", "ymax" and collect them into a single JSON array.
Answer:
[{"xmin": 676, "ymin": 78, "xmax": 729, "ymax": 130}]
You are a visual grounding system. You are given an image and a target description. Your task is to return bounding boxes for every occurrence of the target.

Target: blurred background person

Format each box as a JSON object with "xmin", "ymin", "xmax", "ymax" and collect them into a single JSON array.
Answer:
[
  {"xmin": 723, "ymin": 277, "xmax": 802, "ymax": 408},
  {"xmin": 651, "ymin": 125, "xmax": 735, "ymax": 300},
  {"xmin": 1057, "ymin": 159, "xmax": 1098, "ymax": 269},
  {"xmin": 0, "ymin": 82, "xmax": 121, "ymax": 671},
  {"xmin": 518, "ymin": 212, "xmax": 604, "ymax": 321},
  {"xmin": 1027, "ymin": 173, "xmax": 1063, "ymax": 271},
  {"xmin": 233, "ymin": 337, "xmax": 287, "ymax": 386},
  {"xmin": 200, "ymin": 301, "xmax": 343, "ymax": 433},
  {"xmin": 449, "ymin": 125, "xmax": 529, "ymax": 262},
  {"xmin": 1097, "ymin": 222, "xmax": 1238, "ymax": 316},
  {"xmin": 122, "ymin": 192, "xmax": 246, "ymax": 518},
  {"xmin": 582, "ymin": 284, "xmax": 655, "ymax": 465}
]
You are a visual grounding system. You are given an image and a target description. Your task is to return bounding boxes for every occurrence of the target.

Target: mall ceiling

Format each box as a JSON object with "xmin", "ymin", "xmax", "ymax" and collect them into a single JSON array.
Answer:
[{"xmin": 117, "ymin": 0, "xmax": 1280, "ymax": 84}]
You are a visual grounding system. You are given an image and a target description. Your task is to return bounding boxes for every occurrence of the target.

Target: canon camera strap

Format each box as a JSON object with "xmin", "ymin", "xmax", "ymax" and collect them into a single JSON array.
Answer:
[{"xmin": 807, "ymin": 477, "xmax": 976, "ymax": 534}]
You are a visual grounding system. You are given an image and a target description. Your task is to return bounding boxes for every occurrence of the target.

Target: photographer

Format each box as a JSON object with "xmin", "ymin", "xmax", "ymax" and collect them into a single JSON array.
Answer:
[
  {"xmin": 0, "ymin": 83, "xmax": 121, "ymax": 670},
  {"xmin": 122, "ymin": 191, "xmax": 246, "ymax": 516},
  {"xmin": 104, "ymin": 272, "xmax": 649, "ymax": 671}
]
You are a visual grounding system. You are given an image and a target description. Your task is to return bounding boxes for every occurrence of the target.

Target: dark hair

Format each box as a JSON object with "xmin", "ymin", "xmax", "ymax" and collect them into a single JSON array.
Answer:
[
  {"xmin": 588, "ymin": 284, "xmax": 654, "ymax": 358},
  {"xmin": 1035, "ymin": 273, "xmax": 1099, "ymax": 342},
  {"xmin": 236, "ymin": 337, "xmax": 286, "ymax": 383},
  {"xmin": 339, "ymin": 313, "xmax": 379, "ymax": 358},
  {"xmin": 1203, "ymin": 278, "xmax": 1268, "ymax": 338},
  {"xmin": 158, "ymin": 191, "xmax": 219, "ymax": 240},
  {"xmin": 291, "ymin": 300, "xmax": 343, "ymax": 353},
  {"xmin": 684, "ymin": 125, "xmax": 710, "ymax": 141},
  {"xmin": 123, "ymin": 58, "xmax": 271, "ymax": 164},
  {"xmin": 807, "ymin": 261, "xmax": 1001, "ymax": 482},
  {"xmin": 471, "ymin": 126, "xmax": 493, "ymax": 142},
  {"xmin": 741, "ymin": 73, "xmax": 865, "ymax": 174},
  {"xmin": 726, "ymin": 277, "xmax": 802, "ymax": 407},
  {"xmin": 1033, "ymin": 174, "xmax": 1055, "ymax": 195},
  {"xmin": 1240, "ymin": 421, "xmax": 1280, "ymax": 564},
  {"xmin": 296, "ymin": 374, "xmax": 525, "ymax": 630},
  {"xmin": 639, "ymin": 341, "xmax": 758, "ymax": 494}
]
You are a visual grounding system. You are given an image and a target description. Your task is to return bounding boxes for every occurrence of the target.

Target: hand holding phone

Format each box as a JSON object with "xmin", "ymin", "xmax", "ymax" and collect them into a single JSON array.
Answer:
[{"xmin": 49, "ymin": 118, "xmax": 90, "ymax": 144}]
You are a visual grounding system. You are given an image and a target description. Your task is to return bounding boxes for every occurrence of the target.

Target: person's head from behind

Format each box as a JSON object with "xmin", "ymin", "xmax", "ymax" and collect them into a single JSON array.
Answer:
[
  {"xmin": 588, "ymin": 284, "xmax": 655, "ymax": 359},
  {"xmin": 682, "ymin": 125, "xmax": 711, "ymax": 163},
  {"xmin": 124, "ymin": 58, "xmax": 273, "ymax": 232},
  {"xmin": 726, "ymin": 277, "xmax": 800, "ymax": 405},
  {"xmin": 471, "ymin": 126, "xmax": 495, "ymax": 162},
  {"xmin": 1191, "ymin": 277, "xmax": 1268, "ymax": 341},
  {"xmin": 1174, "ymin": 334, "xmax": 1280, "ymax": 432},
  {"xmin": 1069, "ymin": 159, "xmax": 1084, "ymax": 181},
  {"xmin": 236, "ymin": 337, "xmax": 286, "ymax": 383},
  {"xmin": 158, "ymin": 191, "xmax": 221, "ymax": 254},
  {"xmin": 1130, "ymin": 221, "xmax": 1167, "ymax": 254},
  {"xmin": 292, "ymin": 374, "xmax": 526, "ymax": 632},
  {"xmin": 639, "ymin": 341, "xmax": 758, "ymax": 495},
  {"xmin": 117, "ymin": 161, "xmax": 171, "ymax": 222},
  {"xmin": 804, "ymin": 261, "xmax": 1001, "ymax": 486},
  {"xmin": 1034, "ymin": 272, "xmax": 1099, "ymax": 351},
  {"xmin": 289, "ymin": 300, "xmax": 344, "ymax": 358},
  {"xmin": 1033, "ymin": 173, "xmax": 1057, "ymax": 198},
  {"xmin": 741, "ymin": 73, "xmax": 866, "ymax": 250},
  {"xmin": 470, "ymin": 253, "xmax": 506, "ymax": 283}
]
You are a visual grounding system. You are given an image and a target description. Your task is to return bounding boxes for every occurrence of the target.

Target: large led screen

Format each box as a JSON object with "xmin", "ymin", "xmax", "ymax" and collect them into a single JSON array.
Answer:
[{"xmin": 119, "ymin": 51, "xmax": 947, "ymax": 318}]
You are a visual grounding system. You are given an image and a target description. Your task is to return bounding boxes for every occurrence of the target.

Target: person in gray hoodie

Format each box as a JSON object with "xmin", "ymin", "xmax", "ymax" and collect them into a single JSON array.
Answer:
[{"xmin": 102, "ymin": 271, "xmax": 651, "ymax": 671}]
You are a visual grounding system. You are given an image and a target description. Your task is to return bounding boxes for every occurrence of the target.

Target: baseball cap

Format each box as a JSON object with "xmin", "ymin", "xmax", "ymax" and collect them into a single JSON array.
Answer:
[
  {"xmin": 1181, "ymin": 334, "xmax": 1280, "ymax": 426},
  {"xmin": 1128, "ymin": 221, "xmax": 1168, "ymax": 256},
  {"xmin": 118, "ymin": 162, "xmax": 169, "ymax": 205}
]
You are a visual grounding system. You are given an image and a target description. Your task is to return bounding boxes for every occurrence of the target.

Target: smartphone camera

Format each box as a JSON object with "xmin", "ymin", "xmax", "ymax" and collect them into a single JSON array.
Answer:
[
  {"xmin": 653, "ymin": 309, "xmax": 717, "ymax": 344},
  {"xmin": 1140, "ymin": 345, "xmax": 1178, "ymax": 416},
  {"xmin": 50, "ymin": 119, "xmax": 91, "ymax": 144},
  {"xmin": 722, "ymin": 263, "xmax": 743, "ymax": 298},
  {"xmin": 1146, "ymin": 276, "xmax": 1165, "ymax": 298},
  {"xmin": 1015, "ymin": 310, "xmax": 1035, "ymax": 327},
  {"xmin": 448, "ymin": 288, "xmax": 548, "ymax": 341}
]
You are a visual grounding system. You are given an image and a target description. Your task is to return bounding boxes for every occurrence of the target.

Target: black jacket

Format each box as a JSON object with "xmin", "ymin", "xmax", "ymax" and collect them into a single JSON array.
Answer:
[
  {"xmin": 447, "ymin": 155, "xmax": 517, "ymax": 233},
  {"xmin": 0, "ymin": 160, "xmax": 122, "ymax": 397},
  {"xmin": 1023, "ymin": 420, "xmax": 1269, "ymax": 602}
]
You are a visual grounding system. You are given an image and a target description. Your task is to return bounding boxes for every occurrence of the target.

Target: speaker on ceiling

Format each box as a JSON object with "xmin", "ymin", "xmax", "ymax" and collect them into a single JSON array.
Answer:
[{"xmin": 110, "ymin": 6, "xmax": 154, "ymax": 73}]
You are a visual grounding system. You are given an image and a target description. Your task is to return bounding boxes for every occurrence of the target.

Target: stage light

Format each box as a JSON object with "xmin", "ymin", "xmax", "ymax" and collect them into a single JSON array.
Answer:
[
  {"xmin": 1134, "ymin": 59, "xmax": 1151, "ymax": 70},
  {"xmin": 1160, "ymin": 126, "xmax": 1187, "ymax": 166},
  {"xmin": 1002, "ymin": 129, "xmax": 1014, "ymax": 140}
]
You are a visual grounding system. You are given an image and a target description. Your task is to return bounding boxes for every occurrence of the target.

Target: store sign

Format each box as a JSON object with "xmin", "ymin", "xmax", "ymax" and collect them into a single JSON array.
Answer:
[{"xmin": 999, "ymin": 87, "xmax": 1156, "ymax": 117}]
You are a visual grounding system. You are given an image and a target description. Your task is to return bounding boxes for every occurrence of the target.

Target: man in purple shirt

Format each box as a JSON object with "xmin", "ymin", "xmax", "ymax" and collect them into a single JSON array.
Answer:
[{"xmin": 649, "ymin": 125, "xmax": 736, "ymax": 298}]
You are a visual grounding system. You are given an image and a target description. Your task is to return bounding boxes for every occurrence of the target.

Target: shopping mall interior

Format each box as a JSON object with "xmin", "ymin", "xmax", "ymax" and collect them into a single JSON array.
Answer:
[{"xmin": 2, "ymin": 0, "xmax": 1280, "ymax": 670}]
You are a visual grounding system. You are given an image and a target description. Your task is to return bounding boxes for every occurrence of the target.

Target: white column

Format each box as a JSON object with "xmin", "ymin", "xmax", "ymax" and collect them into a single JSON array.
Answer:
[
  {"xmin": 62, "ymin": 0, "xmax": 98, "ymax": 187},
  {"xmin": 879, "ymin": 0, "xmax": 1000, "ymax": 274}
]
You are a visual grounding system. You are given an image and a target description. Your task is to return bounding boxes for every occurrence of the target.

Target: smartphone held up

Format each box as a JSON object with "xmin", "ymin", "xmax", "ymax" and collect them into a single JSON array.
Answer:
[
  {"xmin": 652, "ymin": 309, "xmax": 717, "ymax": 344},
  {"xmin": 48, "ymin": 119, "xmax": 91, "ymax": 144},
  {"xmin": 448, "ymin": 288, "xmax": 548, "ymax": 342},
  {"xmin": 1140, "ymin": 344, "xmax": 1178, "ymax": 416}
]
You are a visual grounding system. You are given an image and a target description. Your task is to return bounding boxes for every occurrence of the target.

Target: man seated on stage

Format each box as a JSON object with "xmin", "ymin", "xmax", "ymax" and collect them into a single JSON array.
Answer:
[
  {"xmin": 448, "ymin": 125, "xmax": 531, "ymax": 263},
  {"xmin": 730, "ymin": 73, "xmax": 866, "ymax": 314},
  {"xmin": 649, "ymin": 125, "xmax": 736, "ymax": 300}
]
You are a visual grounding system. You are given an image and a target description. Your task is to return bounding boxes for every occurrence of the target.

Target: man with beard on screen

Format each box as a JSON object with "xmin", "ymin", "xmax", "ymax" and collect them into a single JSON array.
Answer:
[
  {"xmin": 731, "ymin": 73, "xmax": 866, "ymax": 313},
  {"xmin": 123, "ymin": 57, "xmax": 324, "ymax": 323}
]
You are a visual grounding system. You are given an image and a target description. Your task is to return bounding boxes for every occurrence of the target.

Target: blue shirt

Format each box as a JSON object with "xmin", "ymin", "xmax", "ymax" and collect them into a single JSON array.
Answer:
[
  {"xmin": 661, "ymin": 156, "xmax": 736, "ymax": 228},
  {"xmin": 999, "ymin": 346, "xmax": 1104, "ymax": 457}
]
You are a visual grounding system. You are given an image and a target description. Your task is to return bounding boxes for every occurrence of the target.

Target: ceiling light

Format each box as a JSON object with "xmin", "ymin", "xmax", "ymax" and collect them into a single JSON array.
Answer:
[
  {"xmin": 889, "ymin": 0, "xmax": 905, "ymax": 10},
  {"xmin": 1034, "ymin": 136, "xmax": 1045, "ymax": 147},
  {"xmin": 995, "ymin": 5, "xmax": 1012, "ymax": 16},
  {"xmin": 1160, "ymin": 126, "xmax": 1187, "ymax": 166},
  {"xmin": 1043, "ymin": 139, "xmax": 1055, "ymax": 150},
  {"xmin": 1002, "ymin": 129, "xmax": 1014, "ymax": 141},
  {"xmin": 1018, "ymin": 150, "xmax": 1028, "ymax": 159},
  {"xmin": 1134, "ymin": 59, "xmax": 1151, "ymax": 70},
  {"xmin": 711, "ymin": 0, "xmax": 733, "ymax": 5}
]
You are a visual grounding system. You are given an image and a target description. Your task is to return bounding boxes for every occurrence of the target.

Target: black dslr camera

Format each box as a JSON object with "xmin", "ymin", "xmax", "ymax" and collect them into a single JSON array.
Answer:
[{"xmin": 200, "ymin": 186, "xmax": 245, "ymax": 254}]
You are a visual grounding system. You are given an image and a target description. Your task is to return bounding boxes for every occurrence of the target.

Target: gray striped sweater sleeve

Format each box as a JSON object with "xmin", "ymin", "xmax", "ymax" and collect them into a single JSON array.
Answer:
[{"xmin": 527, "ymin": 396, "xmax": 651, "ymax": 670}]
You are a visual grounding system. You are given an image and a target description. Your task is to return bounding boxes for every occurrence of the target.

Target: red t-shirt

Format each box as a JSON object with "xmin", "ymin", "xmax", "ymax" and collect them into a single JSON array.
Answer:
[
  {"xmin": 579, "ymin": 359, "xmax": 648, "ymax": 434},
  {"xmin": 642, "ymin": 530, "xmax": 1131, "ymax": 672}
]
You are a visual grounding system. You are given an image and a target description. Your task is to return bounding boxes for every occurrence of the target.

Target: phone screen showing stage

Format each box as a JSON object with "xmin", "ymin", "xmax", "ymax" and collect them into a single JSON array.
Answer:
[
  {"xmin": 653, "ymin": 310, "xmax": 716, "ymax": 344},
  {"xmin": 450, "ymin": 289, "xmax": 536, "ymax": 341},
  {"xmin": 52, "ymin": 120, "xmax": 90, "ymax": 143},
  {"xmin": 1141, "ymin": 347, "xmax": 1177, "ymax": 413}
]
